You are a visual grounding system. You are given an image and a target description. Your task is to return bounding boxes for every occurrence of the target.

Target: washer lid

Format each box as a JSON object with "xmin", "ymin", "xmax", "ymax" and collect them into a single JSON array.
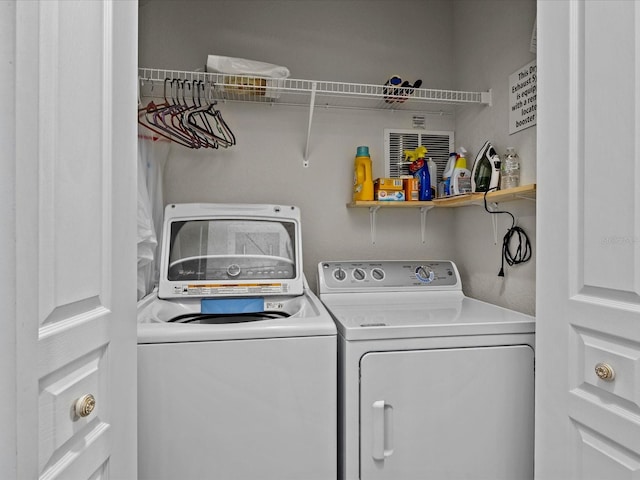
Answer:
[
  {"xmin": 320, "ymin": 292, "xmax": 535, "ymax": 340},
  {"xmin": 158, "ymin": 204, "xmax": 304, "ymax": 299}
]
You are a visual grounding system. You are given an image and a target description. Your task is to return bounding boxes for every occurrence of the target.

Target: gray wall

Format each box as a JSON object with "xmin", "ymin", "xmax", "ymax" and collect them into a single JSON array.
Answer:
[
  {"xmin": 453, "ymin": 0, "xmax": 537, "ymax": 313},
  {"xmin": 139, "ymin": 0, "xmax": 455, "ymax": 85},
  {"xmin": 139, "ymin": 0, "xmax": 537, "ymax": 314}
]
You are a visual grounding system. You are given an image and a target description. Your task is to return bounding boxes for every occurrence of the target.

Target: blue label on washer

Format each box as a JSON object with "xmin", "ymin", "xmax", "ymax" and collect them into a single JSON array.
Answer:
[{"xmin": 200, "ymin": 297, "xmax": 265, "ymax": 314}]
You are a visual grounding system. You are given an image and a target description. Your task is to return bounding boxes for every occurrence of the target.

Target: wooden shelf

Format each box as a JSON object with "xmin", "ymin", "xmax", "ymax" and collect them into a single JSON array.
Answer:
[
  {"xmin": 436, "ymin": 183, "xmax": 536, "ymax": 207},
  {"xmin": 347, "ymin": 185, "xmax": 536, "ymax": 244},
  {"xmin": 347, "ymin": 184, "xmax": 536, "ymax": 209},
  {"xmin": 347, "ymin": 200, "xmax": 434, "ymax": 208}
]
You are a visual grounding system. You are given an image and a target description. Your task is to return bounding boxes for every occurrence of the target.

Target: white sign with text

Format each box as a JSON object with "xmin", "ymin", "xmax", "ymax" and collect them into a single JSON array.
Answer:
[{"xmin": 509, "ymin": 60, "xmax": 537, "ymax": 134}]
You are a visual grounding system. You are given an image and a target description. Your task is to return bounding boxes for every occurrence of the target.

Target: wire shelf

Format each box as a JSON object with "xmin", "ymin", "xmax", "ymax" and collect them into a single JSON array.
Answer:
[
  {"xmin": 138, "ymin": 68, "xmax": 492, "ymax": 113},
  {"xmin": 138, "ymin": 67, "xmax": 492, "ymax": 166}
]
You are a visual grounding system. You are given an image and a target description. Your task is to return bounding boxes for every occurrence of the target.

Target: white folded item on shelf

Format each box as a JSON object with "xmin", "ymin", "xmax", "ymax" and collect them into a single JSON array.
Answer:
[
  {"xmin": 206, "ymin": 55, "xmax": 290, "ymax": 78},
  {"xmin": 206, "ymin": 55, "xmax": 289, "ymax": 99}
]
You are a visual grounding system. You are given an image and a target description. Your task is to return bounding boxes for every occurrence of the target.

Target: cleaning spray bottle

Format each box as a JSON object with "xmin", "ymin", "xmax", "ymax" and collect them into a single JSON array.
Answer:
[
  {"xmin": 402, "ymin": 149, "xmax": 419, "ymax": 201},
  {"xmin": 408, "ymin": 146, "xmax": 432, "ymax": 201},
  {"xmin": 450, "ymin": 146, "xmax": 472, "ymax": 195},
  {"xmin": 442, "ymin": 152, "xmax": 457, "ymax": 197},
  {"xmin": 427, "ymin": 157, "xmax": 437, "ymax": 199},
  {"xmin": 353, "ymin": 145, "xmax": 374, "ymax": 201}
]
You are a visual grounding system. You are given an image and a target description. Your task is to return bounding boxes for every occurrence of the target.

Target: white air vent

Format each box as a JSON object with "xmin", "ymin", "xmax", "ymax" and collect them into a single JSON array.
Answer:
[{"xmin": 384, "ymin": 129, "xmax": 454, "ymax": 180}]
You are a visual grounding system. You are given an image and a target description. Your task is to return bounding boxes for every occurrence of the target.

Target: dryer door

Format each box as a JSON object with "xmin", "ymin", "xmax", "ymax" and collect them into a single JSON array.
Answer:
[{"xmin": 360, "ymin": 346, "xmax": 534, "ymax": 480}]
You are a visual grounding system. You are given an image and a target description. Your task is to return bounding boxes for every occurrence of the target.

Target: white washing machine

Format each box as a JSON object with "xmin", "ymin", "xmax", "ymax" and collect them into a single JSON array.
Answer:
[
  {"xmin": 318, "ymin": 260, "xmax": 535, "ymax": 480},
  {"xmin": 137, "ymin": 204, "xmax": 337, "ymax": 480}
]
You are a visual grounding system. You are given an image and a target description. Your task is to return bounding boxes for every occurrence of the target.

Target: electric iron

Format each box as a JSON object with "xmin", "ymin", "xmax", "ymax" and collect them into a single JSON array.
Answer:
[{"xmin": 471, "ymin": 141, "xmax": 501, "ymax": 192}]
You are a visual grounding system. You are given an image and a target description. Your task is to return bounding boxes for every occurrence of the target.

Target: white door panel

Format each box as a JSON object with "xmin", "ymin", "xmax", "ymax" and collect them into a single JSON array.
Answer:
[
  {"xmin": 359, "ymin": 346, "xmax": 534, "ymax": 480},
  {"xmin": 38, "ymin": 342, "xmax": 108, "ymax": 472},
  {"xmin": 581, "ymin": 0, "xmax": 639, "ymax": 296},
  {"xmin": 575, "ymin": 425, "xmax": 640, "ymax": 479},
  {"xmin": 12, "ymin": 0, "xmax": 137, "ymax": 478},
  {"xmin": 537, "ymin": 1, "xmax": 640, "ymax": 478}
]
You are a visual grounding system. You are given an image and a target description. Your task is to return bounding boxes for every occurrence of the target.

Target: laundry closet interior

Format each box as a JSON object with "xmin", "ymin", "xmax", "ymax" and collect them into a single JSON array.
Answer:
[{"xmin": 137, "ymin": 0, "xmax": 537, "ymax": 314}]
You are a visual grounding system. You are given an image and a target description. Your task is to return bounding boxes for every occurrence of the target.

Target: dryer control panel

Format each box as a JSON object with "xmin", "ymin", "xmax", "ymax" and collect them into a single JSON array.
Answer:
[{"xmin": 318, "ymin": 260, "xmax": 461, "ymax": 293}]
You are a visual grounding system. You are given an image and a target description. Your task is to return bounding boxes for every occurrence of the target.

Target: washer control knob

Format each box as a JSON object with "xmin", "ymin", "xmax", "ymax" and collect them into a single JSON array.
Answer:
[
  {"xmin": 371, "ymin": 268, "xmax": 385, "ymax": 281},
  {"xmin": 353, "ymin": 268, "xmax": 366, "ymax": 281},
  {"xmin": 333, "ymin": 268, "xmax": 347, "ymax": 281},
  {"xmin": 227, "ymin": 264, "xmax": 241, "ymax": 277},
  {"xmin": 415, "ymin": 265, "xmax": 435, "ymax": 283}
]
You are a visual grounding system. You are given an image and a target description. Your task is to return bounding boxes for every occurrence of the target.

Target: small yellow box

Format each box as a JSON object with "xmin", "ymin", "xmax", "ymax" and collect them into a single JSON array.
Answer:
[{"xmin": 374, "ymin": 178, "xmax": 403, "ymax": 190}]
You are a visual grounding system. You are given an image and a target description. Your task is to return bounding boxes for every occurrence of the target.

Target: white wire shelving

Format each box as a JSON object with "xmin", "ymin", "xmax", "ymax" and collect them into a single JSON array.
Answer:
[{"xmin": 138, "ymin": 67, "xmax": 493, "ymax": 166}]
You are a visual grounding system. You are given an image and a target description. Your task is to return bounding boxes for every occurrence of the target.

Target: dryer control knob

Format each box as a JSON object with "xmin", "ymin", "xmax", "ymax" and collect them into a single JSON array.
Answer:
[
  {"xmin": 371, "ymin": 268, "xmax": 385, "ymax": 281},
  {"xmin": 415, "ymin": 266, "xmax": 435, "ymax": 283},
  {"xmin": 333, "ymin": 268, "xmax": 347, "ymax": 281},
  {"xmin": 353, "ymin": 268, "xmax": 366, "ymax": 281}
]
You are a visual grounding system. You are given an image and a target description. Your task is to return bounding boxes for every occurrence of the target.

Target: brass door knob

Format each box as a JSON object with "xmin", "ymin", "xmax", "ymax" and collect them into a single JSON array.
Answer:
[
  {"xmin": 595, "ymin": 363, "xmax": 615, "ymax": 382},
  {"xmin": 74, "ymin": 394, "xmax": 96, "ymax": 418}
]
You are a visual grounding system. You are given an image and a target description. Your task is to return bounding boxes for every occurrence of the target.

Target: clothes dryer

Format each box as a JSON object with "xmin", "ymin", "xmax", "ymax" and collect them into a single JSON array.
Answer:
[
  {"xmin": 137, "ymin": 204, "xmax": 337, "ymax": 480},
  {"xmin": 318, "ymin": 260, "xmax": 535, "ymax": 480}
]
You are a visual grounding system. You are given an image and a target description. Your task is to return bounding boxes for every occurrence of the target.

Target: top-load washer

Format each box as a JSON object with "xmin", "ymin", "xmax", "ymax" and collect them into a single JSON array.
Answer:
[
  {"xmin": 318, "ymin": 260, "xmax": 535, "ymax": 480},
  {"xmin": 137, "ymin": 203, "xmax": 337, "ymax": 480}
]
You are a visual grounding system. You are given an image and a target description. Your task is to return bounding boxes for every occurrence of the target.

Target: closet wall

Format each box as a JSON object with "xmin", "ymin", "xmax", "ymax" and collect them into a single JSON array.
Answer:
[
  {"xmin": 138, "ymin": 0, "xmax": 536, "ymax": 313},
  {"xmin": 453, "ymin": 0, "xmax": 537, "ymax": 313}
]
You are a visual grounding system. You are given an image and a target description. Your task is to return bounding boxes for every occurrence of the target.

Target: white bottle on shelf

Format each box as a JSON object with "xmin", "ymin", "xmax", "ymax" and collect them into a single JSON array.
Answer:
[{"xmin": 500, "ymin": 147, "xmax": 520, "ymax": 190}]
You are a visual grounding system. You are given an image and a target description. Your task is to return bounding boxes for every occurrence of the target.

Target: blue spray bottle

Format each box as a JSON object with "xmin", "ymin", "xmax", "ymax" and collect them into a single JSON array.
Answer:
[{"xmin": 408, "ymin": 146, "xmax": 432, "ymax": 201}]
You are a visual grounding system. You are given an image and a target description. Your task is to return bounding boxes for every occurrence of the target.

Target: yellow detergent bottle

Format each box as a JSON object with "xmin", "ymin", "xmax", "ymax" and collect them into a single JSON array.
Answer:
[{"xmin": 353, "ymin": 146, "xmax": 374, "ymax": 201}]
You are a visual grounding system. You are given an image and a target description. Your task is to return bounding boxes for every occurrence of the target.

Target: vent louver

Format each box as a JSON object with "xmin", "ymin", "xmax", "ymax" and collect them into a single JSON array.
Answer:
[{"xmin": 385, "ymin": 129, "xmax": 454, "ymax": 181}]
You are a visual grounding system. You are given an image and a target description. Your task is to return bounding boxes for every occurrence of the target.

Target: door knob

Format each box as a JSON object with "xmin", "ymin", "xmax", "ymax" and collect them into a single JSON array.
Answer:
[
  {"xmin": 74, "ymin": 394, "xmax": 96, "ymax": 418},
  {"xmin": 595, "ymin": 363, "xmax": 615, "ymax": 381}
]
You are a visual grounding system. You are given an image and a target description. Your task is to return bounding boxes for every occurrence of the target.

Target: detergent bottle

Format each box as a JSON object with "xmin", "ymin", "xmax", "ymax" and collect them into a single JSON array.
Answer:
[
  {"xmin": 442, "ymin": 152, "xmax": 457, "ymax": 196},
  {"xmin": 450, "ymin": 147, "xmax": 472, "ymax": 195},
  {"xmin": 353, "ymin": 146, "xmax": 374, "ymax": 201},
  {"xmin": 427, "ymin": 157, "xmax": 437, "ymax": 199},
  {"xmin": 408, "ymin": 146, "xmax": 432, "ymax": 201}
]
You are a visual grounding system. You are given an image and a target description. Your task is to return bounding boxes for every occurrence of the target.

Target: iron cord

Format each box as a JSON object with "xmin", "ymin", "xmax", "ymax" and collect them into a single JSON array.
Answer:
[
  {"xmin": 168, "ymin": 311, "xmax": 290, "ymax": 324},
  {"xmin": 483, "ymin": 188, "xmax": 532, "ymax": 277}
]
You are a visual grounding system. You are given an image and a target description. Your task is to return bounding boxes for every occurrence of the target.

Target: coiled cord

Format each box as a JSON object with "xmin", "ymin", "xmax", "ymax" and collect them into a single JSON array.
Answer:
[{"xmin": 484, "ymin": 188, "xmax": 532, "ymax": 277}]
